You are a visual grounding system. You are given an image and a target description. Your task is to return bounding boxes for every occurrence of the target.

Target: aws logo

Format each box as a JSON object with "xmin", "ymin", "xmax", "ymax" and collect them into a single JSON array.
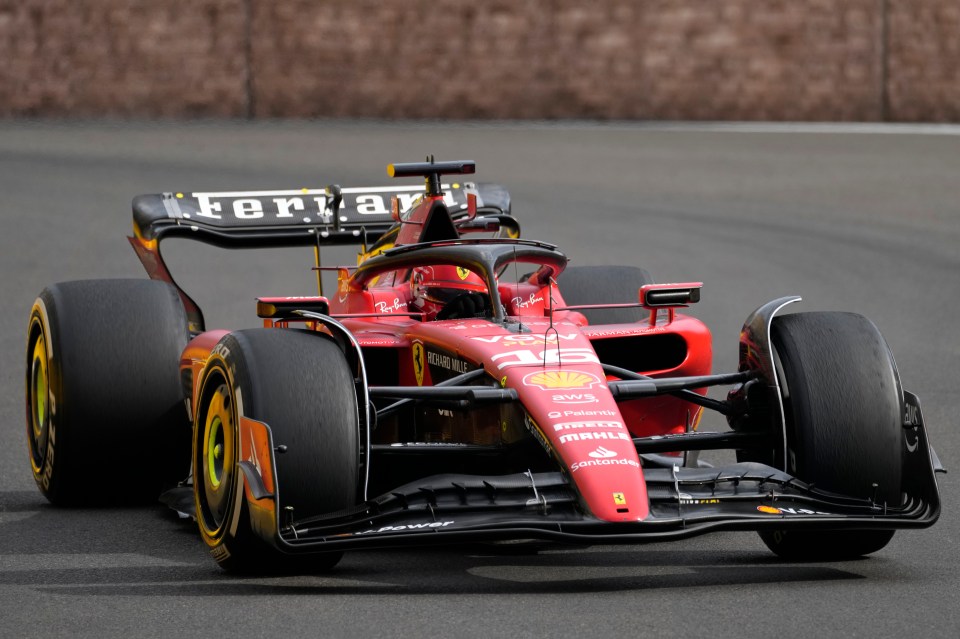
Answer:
[{"xmin": 551, "ymin": 393, "xmax": 599, "ymax": 404}]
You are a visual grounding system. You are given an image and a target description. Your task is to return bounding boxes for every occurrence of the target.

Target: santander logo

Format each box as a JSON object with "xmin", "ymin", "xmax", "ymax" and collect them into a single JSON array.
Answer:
[
  {"xmin": 588, "ymin": 446, "xmax": 618, "ymax": 459},
  {"xmin": 570, "ymin": 447, "xmax": 640, "ymax": 473}
]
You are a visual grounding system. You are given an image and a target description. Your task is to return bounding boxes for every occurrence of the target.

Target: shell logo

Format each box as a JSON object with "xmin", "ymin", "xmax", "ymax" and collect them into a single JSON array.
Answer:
[{"xmin": 523, "ymin": 370, "xmax": 601, "ymax": 390}]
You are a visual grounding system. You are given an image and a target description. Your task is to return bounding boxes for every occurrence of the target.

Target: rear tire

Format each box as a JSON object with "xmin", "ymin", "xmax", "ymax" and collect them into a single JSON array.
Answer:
[
  {"xmin": 25, "ymin": 279, "xmax": 191, "ymax": 505},
  {"xmin": 756, "ymin": 312, "xmax": 902, "ymax": 560},
  {"xmin": 193, "ymin": 329, "xmax": 359, "ymax": 574},
  {"xmin": 556, "ymin": 265, "xmax": 653, "ymax": 324}
]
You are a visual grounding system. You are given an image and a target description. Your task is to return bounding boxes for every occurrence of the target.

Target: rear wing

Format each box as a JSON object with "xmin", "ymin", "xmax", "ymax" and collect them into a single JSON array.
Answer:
[
  {"xmin": 129, "ymin": 182, "xmax": 511, "ymax": 333},
  {"xmin": 132, "ymin": 183, "xmax": 511, "ymax": 247}
]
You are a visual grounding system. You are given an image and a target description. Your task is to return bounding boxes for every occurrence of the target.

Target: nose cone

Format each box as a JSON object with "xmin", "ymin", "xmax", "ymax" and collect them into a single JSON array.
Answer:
[
  {"xmin": 529, "ymin": 404, "xmax": 649, "ymax": 521},
  {"xmin": 453, "ymin": 320, "xmax": 650, "ymax": 521}
]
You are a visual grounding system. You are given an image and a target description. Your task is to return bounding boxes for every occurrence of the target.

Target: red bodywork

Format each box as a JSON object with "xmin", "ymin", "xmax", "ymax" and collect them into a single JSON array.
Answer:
[{"xmin": 179, "ymin": 185, "xmax": 712, "ymax": 524}]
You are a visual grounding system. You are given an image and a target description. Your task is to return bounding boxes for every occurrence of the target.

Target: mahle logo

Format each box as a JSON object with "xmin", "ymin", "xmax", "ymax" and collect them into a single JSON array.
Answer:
[{"xmin": 523, "ymin": 369, "xmax": 601, "ymax": 390}]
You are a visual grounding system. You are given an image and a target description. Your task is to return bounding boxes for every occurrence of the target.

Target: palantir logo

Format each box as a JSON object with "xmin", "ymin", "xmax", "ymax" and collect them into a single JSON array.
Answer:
[{"xmin": 588, "ymin": 446, "xmax": 617, "ymax": 459}]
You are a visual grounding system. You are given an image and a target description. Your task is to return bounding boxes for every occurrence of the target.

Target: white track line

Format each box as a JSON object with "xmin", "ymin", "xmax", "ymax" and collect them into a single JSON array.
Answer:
[{"xmin": 337, "ymin": 119, "xmax": 960, "ymax": 136}]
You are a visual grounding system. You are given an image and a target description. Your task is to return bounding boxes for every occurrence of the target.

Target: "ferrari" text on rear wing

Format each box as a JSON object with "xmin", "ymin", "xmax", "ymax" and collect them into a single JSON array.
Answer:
[{"xmin": 132, "ymin": 183, "xmax": 510, "ymax": 247}]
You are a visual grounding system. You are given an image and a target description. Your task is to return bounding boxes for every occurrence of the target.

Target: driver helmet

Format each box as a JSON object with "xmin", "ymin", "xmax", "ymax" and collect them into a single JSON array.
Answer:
[{"xmin": 411, "ymin": 265, "xmax": 486, "ymax": 319}]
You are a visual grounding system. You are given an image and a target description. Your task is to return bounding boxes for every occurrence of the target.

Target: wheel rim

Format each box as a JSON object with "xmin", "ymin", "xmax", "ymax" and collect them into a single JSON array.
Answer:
[
  {"xmin": 27, "ymin": 329, "xmax": 50, "ymax": 473},
  {"xmin": 197, "ymin": 379, "xmax": 236, "ymax": 535},
  {"xmin": 207, "ymin": 415, "xmax": 225, "ymax": 489}
]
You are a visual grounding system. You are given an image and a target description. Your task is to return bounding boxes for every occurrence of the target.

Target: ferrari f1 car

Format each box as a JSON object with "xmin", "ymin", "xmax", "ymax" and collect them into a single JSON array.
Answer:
[{"xmin": 26, "ymin": 159, "xmax": 942, "ymax": 573}]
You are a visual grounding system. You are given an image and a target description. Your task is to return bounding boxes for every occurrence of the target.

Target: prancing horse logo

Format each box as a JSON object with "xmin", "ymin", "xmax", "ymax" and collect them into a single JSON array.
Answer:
[{"xmin": 412, "ymin": 342, "xmax": 425, "ymax": 386}]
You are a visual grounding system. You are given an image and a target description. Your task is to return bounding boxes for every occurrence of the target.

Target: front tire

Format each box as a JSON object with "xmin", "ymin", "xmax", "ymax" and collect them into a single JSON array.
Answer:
[
  {"xmin": 25, "ymin": 279, "xmax": 191, "ymax": 505},
  {"xmin": 193, "ymin": 329, "xmax": 360, "ymax": 574},
  {"xmin": 757, "ymin": 312, "xmax": 903, "ymax": 560}
]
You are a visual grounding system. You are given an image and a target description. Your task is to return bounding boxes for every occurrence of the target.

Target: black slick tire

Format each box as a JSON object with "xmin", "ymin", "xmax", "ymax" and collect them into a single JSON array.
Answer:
[
  {"xmin": 759, "ymin": 312, "xmax": 903, "ymax": 560},
  {"xmin": 25, "ymin": 279, "xmax": 191, "ymax": 505},
  {"xmin": 193, "ymin": 328, "xmax": 359, "ymax": 574},
  {"xmin": 556, "ymin": 265, "xmax": 653, "ymax": 324}
]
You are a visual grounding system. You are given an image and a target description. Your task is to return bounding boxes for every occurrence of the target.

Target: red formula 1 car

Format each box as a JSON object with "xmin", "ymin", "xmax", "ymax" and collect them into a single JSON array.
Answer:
[{"xmin": 26, "ymin": 159, "xmax": 942, "ymax": 573}]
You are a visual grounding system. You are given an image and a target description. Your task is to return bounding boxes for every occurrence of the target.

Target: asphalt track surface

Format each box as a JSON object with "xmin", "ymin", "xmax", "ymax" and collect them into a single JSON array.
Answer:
[{"xmin": 0, "ymin": 121, "xmax": 957, "ymax": 638}]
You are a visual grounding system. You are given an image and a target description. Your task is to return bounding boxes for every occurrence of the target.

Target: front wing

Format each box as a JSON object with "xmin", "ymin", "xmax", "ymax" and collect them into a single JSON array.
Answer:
[{"xmin": 236, "ymin": 406, "xmax": 941, "ymax": 554}]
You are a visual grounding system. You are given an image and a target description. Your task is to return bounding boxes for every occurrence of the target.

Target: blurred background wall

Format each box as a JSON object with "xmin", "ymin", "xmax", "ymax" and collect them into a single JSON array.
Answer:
[{"xmin": 1, "ymin": 0, "xmax": 957, "ymax": 121}]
